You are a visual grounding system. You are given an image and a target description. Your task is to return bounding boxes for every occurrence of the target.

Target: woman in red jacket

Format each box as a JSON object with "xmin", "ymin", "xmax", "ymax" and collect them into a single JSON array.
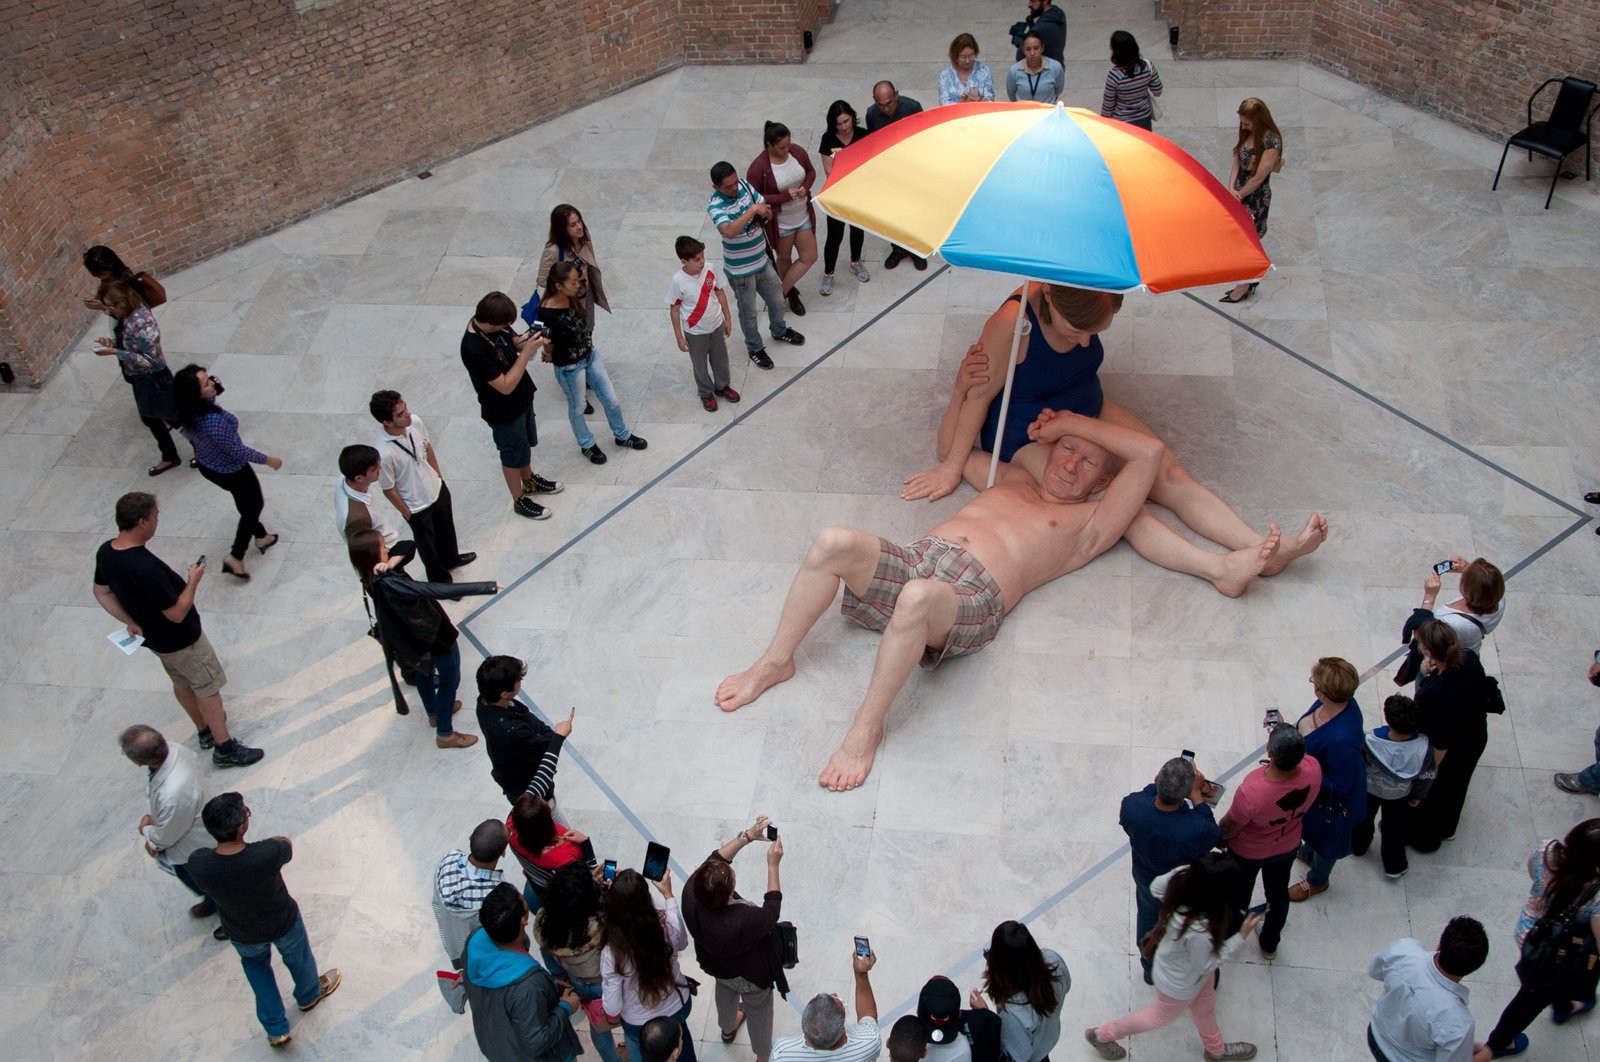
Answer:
[{"xmin": 747, "ymin": 122, "xmax": 818, "ymax": 318}]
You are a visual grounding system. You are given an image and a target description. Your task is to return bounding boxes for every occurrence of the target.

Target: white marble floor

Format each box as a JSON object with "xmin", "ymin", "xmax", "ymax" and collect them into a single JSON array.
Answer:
[{"xmin": 5, "ymin": 0, "xmax": 1599, "ymax": 1058}]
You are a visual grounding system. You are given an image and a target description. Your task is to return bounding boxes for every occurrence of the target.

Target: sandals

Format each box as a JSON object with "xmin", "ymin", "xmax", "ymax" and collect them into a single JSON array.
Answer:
[
  {"xmin": 722, "ymin": 1009, "xmax": 746, "ymax": 1043},
  {"xmin": 147, "ymin": 459, "xmax": 181, "ymax": 477}
]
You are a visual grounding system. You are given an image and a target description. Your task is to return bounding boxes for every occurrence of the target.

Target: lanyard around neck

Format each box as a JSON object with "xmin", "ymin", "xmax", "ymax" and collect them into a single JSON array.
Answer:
[{"xmin": 389, "ymin": 430, "xmax": 419, "ymax": 463}]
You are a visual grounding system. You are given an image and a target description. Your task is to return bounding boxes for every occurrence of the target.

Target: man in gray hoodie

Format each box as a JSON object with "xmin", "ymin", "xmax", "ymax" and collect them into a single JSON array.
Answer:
[{"xmin": 463, "ymin": 882, "xmax": 583, "ymax": 1062}]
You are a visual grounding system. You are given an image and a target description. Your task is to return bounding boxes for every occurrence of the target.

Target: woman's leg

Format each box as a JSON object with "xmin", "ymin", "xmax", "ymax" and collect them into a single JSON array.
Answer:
[
  {"xmin": 1096, "ymin": 990, "xmax": 1193, "ymax": 1042},
  {"xmin": 1185, "ymin": 980, "xmax": 1228, "ymax": 1056},
  {"xmin": 783, "ymin": 226, "xmax": 818, "ymax": 293},
  {"xmin": 714, "ymin": 978, "xmax": 741, "ymax": 1036},
  {"xmin": 198, "ymin": 464, "xmax": 259, "ymax": 561},
  {"xmin": 849, "ymin": 225, "xmax": 865, "ymax": 266},
  {"xmin": 776, "ymin": 232, "xmax": 800, "ymax": 294},
  {"xmin": 1487, "ymin": 983, "xmax": 1558, "ymax": 1049},
  {"xmin": 142, "ymin": 415, "xmax": 180, "ymax": 464},
  {"xmin": 742, "ymin": 986, "xmax": 775, "ymax": 1059},
  {"xmin": 822, "ymin": 217, "xmax": 845, "ymax": 276},
  {"xmin": 555, "ymin": 362, "xmax": 595, "ymax": 449},
  {"xmin": 621, "ymin": 1021, "xmax": 643, "ymax": 1062},
  {"xmin": 584, "ymin": 350, "xmax": 632, "ymax": 442}
]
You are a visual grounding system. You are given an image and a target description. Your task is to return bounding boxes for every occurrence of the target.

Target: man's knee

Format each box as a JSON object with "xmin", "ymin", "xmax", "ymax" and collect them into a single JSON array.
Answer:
[
  {"xmin": 807, "ymin": 526, "xmax": 873, "ymax": 569},
  {"xmin": 888, "ymin": 579, "xmax": 952, "ymax": 625}
]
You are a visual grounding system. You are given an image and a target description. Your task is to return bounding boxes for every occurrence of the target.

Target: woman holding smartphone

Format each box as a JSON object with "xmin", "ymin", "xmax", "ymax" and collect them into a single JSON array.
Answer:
[
  {"xmin": 602, "ymin": 868, "xmax": 698, "ymax": 1062},
  {"xmin": 967, "ymin": 920, "xmax": 1069, "ymax": 1062},
  {"xmin": 535, "ymin": 261, "xmax": 647, "ymax": 465},
  {"xmin": 535, "ymin": 864, "xmax": 625, "ymax": 1062},
  {"xmin": 92, "ymin": 278, "xmax": 182, "ymax": 476},
  {"xmin": 507, "ymin": 790, "xmax": 597, "ymax": 913},
  {"xmin": 817, "ymin": 100, "xmax": 871, "ymax": 297},
  {"xmin": 173, "ymin": 364, "xmax": 281, "ymax": 580},
  {"xmin": 1086, "ymin": 854, "xmax": 1262, "ymax": 1060},
  {"xmin": 683, "ymin": 816, "xmax": 786, "ymax": 1062},
  {"xmin": 1410, "ymin": 620, "xmax": 1494, "ymax": 851}
]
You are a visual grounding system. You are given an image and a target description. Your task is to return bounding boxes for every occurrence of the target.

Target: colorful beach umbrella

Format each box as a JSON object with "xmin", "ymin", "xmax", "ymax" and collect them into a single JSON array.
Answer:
[{"xmin": 815, "ymin": 101, "xmax": 1269, "ymax": 293}]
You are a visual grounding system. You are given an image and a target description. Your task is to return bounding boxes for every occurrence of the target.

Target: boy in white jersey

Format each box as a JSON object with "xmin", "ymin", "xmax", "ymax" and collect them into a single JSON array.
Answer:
[{"xmin": 667, "ymin": 236, "xmax": 740, "ymax": 412}]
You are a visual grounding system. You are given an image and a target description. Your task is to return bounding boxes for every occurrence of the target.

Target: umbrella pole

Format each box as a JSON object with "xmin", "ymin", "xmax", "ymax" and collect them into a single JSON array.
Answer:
[{"xmin": 985, "ymin": 280, "xmax": 1030, "ymax": 489}]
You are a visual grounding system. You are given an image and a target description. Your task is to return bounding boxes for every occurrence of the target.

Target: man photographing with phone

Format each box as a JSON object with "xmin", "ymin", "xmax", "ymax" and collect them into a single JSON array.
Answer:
[
  {"xmin": 1120, "ymin": 757, "xmax": 1223, "ymax": 984},
  {"xmin": 771, "ymin": 939, "xmax": 881, "ymax": 1062},
  {"xmin": 683, "ymin": 816, "xmax": 788, "ymax": 1062}
]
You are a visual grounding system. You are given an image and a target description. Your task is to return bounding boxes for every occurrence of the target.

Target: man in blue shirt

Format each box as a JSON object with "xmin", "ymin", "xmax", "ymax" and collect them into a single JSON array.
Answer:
[{"xmin": 1119, "ymin": 757, "xmax": 1222, "ymax": 982}]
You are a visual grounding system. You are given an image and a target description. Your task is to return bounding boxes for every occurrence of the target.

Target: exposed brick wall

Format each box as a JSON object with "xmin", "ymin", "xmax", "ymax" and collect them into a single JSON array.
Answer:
[
  {"xmin": 0, "ymin": 0, "xmax": 822, "ymax": 386},
  {"xmin": 1165, "ymin": 0, "xmax": 1600, "ymax": 141}
]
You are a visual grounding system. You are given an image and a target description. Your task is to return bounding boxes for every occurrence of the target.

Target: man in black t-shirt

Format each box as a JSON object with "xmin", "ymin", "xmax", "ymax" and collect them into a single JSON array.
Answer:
[
  {"xmin": 186, "ymin": 792, "xmax": 340, "ymax": 1046},
  {"xmin": 475, "ymin": 655, "xmax": 572, "ymax": 802},
  {"xmin": 92, "ymin": 493, "xmax": 263, "ymax": 768},
  {"xmin": 460, "ymin": 291, "xmax": 565, "ymax": 521}
]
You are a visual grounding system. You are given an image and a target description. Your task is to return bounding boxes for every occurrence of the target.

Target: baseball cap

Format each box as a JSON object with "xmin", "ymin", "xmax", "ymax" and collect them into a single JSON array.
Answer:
[{"xmin": 916, "ymin": 976, "xmax": 965, "ymax": 1044}]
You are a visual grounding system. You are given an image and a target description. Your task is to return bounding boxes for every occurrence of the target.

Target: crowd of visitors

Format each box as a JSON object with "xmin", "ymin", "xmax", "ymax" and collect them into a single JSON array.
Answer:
[{"xmin": 81, "ymin": 14, "xmax": 1600, "ymax": 1062}]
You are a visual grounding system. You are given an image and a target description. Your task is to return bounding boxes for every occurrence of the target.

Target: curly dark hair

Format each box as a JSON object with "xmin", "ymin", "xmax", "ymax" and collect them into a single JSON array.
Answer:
[{"xmin": 601, "ymin": 869, "xmax": 677, "ymax": 1007}]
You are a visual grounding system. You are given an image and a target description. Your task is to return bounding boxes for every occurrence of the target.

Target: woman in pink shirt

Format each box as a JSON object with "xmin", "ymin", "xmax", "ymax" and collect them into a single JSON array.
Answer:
[{"xmin": 1218, "ymin": 725, "xmax": 1321, "ymax": 960}]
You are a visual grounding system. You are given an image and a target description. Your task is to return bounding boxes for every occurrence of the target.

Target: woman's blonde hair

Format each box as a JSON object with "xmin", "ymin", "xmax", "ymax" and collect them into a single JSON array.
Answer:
[
  {"xmin": 98, "ymin": 278, "xmax": 146, "ymax": 319},
  {"xmin": 1233, "ymin": 97, "xmax": 1284, "ymax": 175}
]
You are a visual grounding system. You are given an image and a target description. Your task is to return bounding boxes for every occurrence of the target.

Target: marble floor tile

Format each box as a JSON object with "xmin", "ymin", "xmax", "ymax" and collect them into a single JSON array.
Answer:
[{"xmin": 9, "ymin": 2, "xmax": 1600, "ymax": 1058}]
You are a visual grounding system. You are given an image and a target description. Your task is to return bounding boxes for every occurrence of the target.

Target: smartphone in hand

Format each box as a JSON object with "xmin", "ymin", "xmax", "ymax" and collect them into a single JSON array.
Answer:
[
  {"xmin": 642, "ymin": 842, "xmax": 670, "ymax": 882},
  {"xmin": 853, "ymin": 935, "xmax": 871, "ymax": 958},
  {"xmin": 603, "ymin": 859, "xmax": 617, "ymax": 882},
  {"xmin": 1433, "ymin": 560, "xmax": 1453, "ymax": 575}
]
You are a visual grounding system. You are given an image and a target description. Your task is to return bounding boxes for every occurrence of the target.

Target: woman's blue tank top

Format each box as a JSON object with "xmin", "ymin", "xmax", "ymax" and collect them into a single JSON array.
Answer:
[{"xmin": 979, "ymin": 293, "xmax": 1105, "ymax": 462}]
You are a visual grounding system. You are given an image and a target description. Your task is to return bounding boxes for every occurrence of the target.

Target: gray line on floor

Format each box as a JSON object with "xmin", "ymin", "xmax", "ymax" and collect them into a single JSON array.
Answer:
[{"xmin": 1187, "ymin": 291, "xmax": 1591, "ymax": 521}]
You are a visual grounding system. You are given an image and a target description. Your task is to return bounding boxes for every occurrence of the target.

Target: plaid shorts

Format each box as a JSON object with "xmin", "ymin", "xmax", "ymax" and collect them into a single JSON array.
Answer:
[{"xmin": 840, "ymin": 536, "xmax": 1007, "ymax": 670}]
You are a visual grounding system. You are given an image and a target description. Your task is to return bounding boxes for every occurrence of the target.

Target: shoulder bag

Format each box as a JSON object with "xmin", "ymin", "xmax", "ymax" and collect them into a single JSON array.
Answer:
[
  {"xmin": 1516, "ymin": 878, "xmax": 1600, "ymax": 997},
  {"xmin": 132, "ymin": 271, "xmax": 167, "ymax": 308}
]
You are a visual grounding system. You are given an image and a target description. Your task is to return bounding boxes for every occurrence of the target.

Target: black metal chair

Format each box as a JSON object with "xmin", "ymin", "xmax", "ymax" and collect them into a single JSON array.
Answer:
[{"xmin": 1492, "ymin": 77, "xmax": 1599, "ymax": 209}]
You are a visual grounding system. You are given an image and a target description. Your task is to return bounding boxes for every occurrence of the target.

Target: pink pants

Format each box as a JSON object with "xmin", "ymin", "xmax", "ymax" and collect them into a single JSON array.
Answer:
[{"xmin": 1096, "ymin": 980, "xmax": 1225, "ymax": 1055}]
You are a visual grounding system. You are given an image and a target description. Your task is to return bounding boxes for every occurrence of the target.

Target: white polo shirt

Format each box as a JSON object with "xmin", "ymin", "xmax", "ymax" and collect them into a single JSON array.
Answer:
[
  {"xmin": 376, "ymin": 413, "xmax": 443, "ymax": 513},
  {"xmin": 333, "ymin": 478, "xmax": 400, "ymax": 547}
]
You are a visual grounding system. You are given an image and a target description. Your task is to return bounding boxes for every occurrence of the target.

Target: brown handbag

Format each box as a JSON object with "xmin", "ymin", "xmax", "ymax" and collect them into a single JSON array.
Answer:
[{"xmin": 132, "ymin": 271, "xmax": 167, "ymax": 308}]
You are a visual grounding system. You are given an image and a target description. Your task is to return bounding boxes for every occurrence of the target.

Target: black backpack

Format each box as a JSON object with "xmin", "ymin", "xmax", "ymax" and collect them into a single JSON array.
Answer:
[{"xmin": 1516, "ymin": 879, "xmax": 1600, "ymax": 996}]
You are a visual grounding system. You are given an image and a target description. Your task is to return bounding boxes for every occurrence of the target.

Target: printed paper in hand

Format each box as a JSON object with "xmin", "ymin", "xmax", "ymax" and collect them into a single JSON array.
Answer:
[{"xmin": 108, "ymin": 629, "xmax": 145, "ymax": 655}]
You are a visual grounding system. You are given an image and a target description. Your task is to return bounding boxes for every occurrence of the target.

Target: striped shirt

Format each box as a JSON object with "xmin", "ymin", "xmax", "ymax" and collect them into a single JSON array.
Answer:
[
  {"xmin": 772, "ymin": 1016, "xmax": 883, "ymax": 1062},
  {"xmin": 707, "ymin": 179, "xmax": 770, "ymax": 278},
  {"xmin": 433, "ymin": 850, "xmax": 504, "ymax": 912},
  {"xmin": 1101, "ymin": 62, "xmax": 1163, "ymax": 122}
]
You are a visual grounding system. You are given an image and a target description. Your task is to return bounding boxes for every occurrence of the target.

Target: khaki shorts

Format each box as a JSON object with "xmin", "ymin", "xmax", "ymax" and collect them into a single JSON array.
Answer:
[
  {"xmin": 840, "ymin": 536, "xmax": 1007, "ymax": 670},
  {"xmin": 155, "ymin": 634, "xmax": 228, "ymax": 699}
]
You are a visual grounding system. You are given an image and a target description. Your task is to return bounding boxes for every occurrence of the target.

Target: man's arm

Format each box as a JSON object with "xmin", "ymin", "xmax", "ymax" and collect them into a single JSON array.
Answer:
[
  {"xmin": 381, "ymin": 486, "xmax": 412, "ymax": 522},
  {"xmin": 161, "ymin": 566, "xmax": 203, "ymax": 624},
  {"xmin": 1034, "ymin": 410, "xmax": 1163, "ymax": 557},
  {"xmin": 484, "ymin": 335, "xmax": 541, "ymax": 395},
  {"xmin": 425, "ymin": 442, "xmax": 443, "ymax": 480},
  {"xmin": 142, "ymin": 776, "xmax": 202, "ymax": 853},
  {"xmin": 851, "ymin": 950, "xmax": 878, "ymax": 1021},
  {"xmin": 93, "ymin": 584, "xmax": 138, "ymax": 631},
  {"xmin": 670, "ymin": 307, "xmax": 688, "ymax": 351}
]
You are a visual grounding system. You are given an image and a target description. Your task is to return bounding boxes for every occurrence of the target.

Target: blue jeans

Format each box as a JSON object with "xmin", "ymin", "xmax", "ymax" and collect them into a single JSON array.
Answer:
[
  {"xmin": 554, "ymin": 350, "xmax": 630, "ymax": 449},
  {"xmin": 414, "ymin": 643, "xmax": 461, "ymax": 736},
  {"xmin": 1579, "ymin": 727, "xmax": 1600, "ymax": 792},
  {"xmin": 1299, "ymin": 843, "xmax": 1341, "ymax": 888},
  {"xmin": 727, "ymin": 262, "xmax": 787, "ymax": 353},
  {"xmin": 623, "ymin": 998, "xmax": 697, "ymax": 1062},
  {"xmin": 542, "ymin": 952, "xmax": 624, "ymax": 1062},
  {"xmin": 232, "ymin": 914, "xmax": 321, "ymax": 1037},
  {"xmin": 522, "ymin": 877, "xmax": 545, "ymax": 917}
]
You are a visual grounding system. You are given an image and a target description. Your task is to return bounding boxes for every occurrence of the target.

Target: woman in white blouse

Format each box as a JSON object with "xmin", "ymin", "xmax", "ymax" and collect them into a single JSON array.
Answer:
[
  {"xmin": 1085, "ymin": 854, "xmax": 1262, "ymax": 1060},
  {"xmin": 602, "ymin": 869, "xmax": 698, "ymax": 1062},
  {"xmin": 938, "ymin": 33, "xmax": 994, "ymax": 105}
]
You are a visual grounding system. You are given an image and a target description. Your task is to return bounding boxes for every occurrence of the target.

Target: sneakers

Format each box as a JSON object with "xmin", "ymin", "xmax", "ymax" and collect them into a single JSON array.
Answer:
[
  {"xmin": 213, "ymin": 740, "xmax": 264, "ymax": 768},
  {"xmin": 514, "ymin": 496, "xmax": 551, "ymax": 520},
  {"xmin": 581, "ymin": 445, "xmax": 608, "ymax": 464},
  {"xmin": 1490, "ymin": 1034, "xmax": 1529, "ymax": 1057},
  {"xmin": 1204, "ymin": 1044, "xmax": 1257, "ymax": 1061},
  {"xmin": 1385, "ymin": 867, "xmax": 1408, "ymax": 880},
  {"xmin": 715, "ymin": 386, "xmax": 740, "ymax": 403},
  {"xmin": 749, "ymin": 349, "xmax": 775, "ymax": 369},
  {"xmin": 819, "ymin": 273, "xmax": 834, "ymax": 296},
  {"xmin": 297, "ymin": 968, "xmax": 342, "ymax": 1012},
  {"xmin": 885, "ymin": 247, "xmax": 907, "ymax": 269},
  {"xmin": 268, "ymin": 1033, "xmax": 292, "ymax": 1048},
  {"xmin": 773, "ymin": 327, "xmax": 805, "ymax": 346},
  {"xmin": 196, "ymin": 727, "xmax": 214, "ymax": 750},
  {"xmin": 849, "ymin": 261, "xmax": 871, "ymax": 283},
  {"xmin": 614, "ymin": 435, "xmax": 648, "ymax": 450},
  {"xmin": 436, "ymin": 732, "xmax": 479, "ymax": 749},
  {"xmin": 1084, "ymin": 1028, "xmax": 1126, "ymax": 1060},
  {"xmin": 526, "ymin": 474, "xmax": 564, "ymax": 495},
  {"xmin": 701, "ymin": 394, "xmax": 718, "ymax": 412},
  {"xmin": 1555, "ymin": 772, "xmax": 1599, "ymax": 794},
  {"xmin": 787, "ymin": 289, "xmax": 806, "ymax": 316}
]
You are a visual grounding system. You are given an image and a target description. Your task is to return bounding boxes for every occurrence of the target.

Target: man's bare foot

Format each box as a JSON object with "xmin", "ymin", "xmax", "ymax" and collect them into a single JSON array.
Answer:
[
  {"xmin": 715, "ymin": 657, "xmax": 796, "ymax": 713},
  {"xmin": 1262, "ymin": 512, "xmax": 1328, "ymax": 575},
  {"xmin": 818, "ymin": 725, "xmax": 883, "ymax": 791},
  {"xmin": 1213, "ymin": 525, "xmax": 1280, "ymax": 598}
]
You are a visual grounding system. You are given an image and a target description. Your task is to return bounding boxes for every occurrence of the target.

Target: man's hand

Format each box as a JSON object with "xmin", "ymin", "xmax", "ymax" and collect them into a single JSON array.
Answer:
[
  {"xmin": 723, "ymin": 320, "xmax": 732, "ymax": 338},
  {"xmin": 265, "ymin": 456, "xmax": 283, "ymax": 471},
  {"xmin": 554, "ymin": 707, "xmax": 575, "ymax": 738},
  {"xmin": 677, "ymin": 337, "xmax": 689, "ymax": 353},
  {"xmin": 851, "ymin": 947, "xmax": 875, "ymax": 974},
  {"xmin": 138, "ymin": 814, "xmax": 154, "ymax": 833},
  {"xmin": 767, "ymin": 836, "xmax": 784, "ymax": 865},
  {"xmin": 753, "ymin": 202, "xmax": 772, "ymax": 220},
  {"xmin": 126, "ymin": 621, "xmax": 143, "ymax": 638},
  {"xmin": 1026, "ymin": 407, "xmax": 1065, "ymax": 441},
  {"xmin": 560, "ymin": 986, "xmax": 582, "ymax": 1012},
  {"xmin": 144, "ymin": 843, "xmax": 158, "ymax": 857},
  {"xmin": 957, "ymin": 343, "xmax": 992, "ymax": 394},
  {"xmin": 902, "ymin": 463, "xmax": 963, "ymax": 502},
  {"xmin": 967, "ymin": 987, "xmax": 988, "ymax": 1010},
  {"xmin": 1188, "ymin": 769, "xmax": 1209, "ymax": 806},
  {"xmin": 186, "ymin": 561, "xmax": 206, "ymax": 586}
]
